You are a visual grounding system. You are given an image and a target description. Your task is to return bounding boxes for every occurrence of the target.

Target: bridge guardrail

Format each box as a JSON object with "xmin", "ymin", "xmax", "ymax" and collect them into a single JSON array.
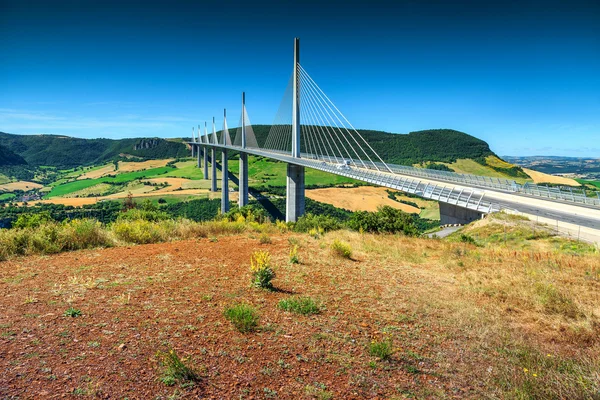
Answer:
[{"xmin": 189, "ymin": 142, "xmax": 600, "ymax": 208}]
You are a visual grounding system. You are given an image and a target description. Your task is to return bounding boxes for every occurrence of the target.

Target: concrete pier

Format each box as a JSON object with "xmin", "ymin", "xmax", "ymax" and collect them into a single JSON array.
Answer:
[
  {"xmin": 221, "ymin": 149, "xmax": 229, "ymax": 213},
  {"xmin": 203, "ymin": 147, "xmax": 209, "ymax": 179},
  {"xmin": 196, "ymin": 146, "xmax": 201, "ymax": 168},
  {"xmin": 211, "ymin": 148, "xmax": 217, "ymax": 192},
  {"xmin": 439, "ymin": 202, "xmax": 483, "ymax": 225},
  {"xmin": 239, "ymin": 153, "xmax": 248, "ymax": 208},
  {"xmin": 286, "ymin": 163, "xmax": 305, "ymax": 222}
]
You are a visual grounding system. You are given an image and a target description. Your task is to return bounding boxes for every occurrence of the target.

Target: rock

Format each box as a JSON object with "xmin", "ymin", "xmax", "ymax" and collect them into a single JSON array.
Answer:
[{"xmin": 118, "ymin": 343, "xmax": 127, "ymax": 351}]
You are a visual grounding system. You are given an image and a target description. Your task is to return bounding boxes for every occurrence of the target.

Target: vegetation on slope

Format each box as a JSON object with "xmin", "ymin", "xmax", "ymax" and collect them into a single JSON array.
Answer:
[
  {"xmin": 0, "ymin": 132, "xmax": 188, "ymax": 168},
  {"xmin": 0, "ymin": 144, "xmax": 26, "ymax": 166}
]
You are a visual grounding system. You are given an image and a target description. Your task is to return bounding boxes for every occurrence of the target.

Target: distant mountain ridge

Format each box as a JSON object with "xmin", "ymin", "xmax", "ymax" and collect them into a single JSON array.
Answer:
[
  {"xmin": 0, "ymin": 127, "xmax": 495, "ymax": 169},
  {"xmin": 0, "ymin": 132, "xmax": 189, "ymax": 168}
]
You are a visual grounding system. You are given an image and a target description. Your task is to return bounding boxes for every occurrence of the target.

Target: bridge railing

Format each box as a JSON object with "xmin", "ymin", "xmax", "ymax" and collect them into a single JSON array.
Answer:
[{"xmin": 189, "ymin": 142, "xmax": 600, "ymax": 208}]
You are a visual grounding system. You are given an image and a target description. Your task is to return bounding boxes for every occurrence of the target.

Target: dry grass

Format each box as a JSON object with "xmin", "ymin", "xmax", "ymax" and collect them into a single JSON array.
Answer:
[
  {"xmin": 523, "ymin": 168, "xmax": 581, "ymax": 186},
  {"xmin": 0, "ymin": 181, "xmax": 43, "ymax": 192},
  {"xmin": 306, "ymin": 186, "xmax": 420, "ymax": 213}
]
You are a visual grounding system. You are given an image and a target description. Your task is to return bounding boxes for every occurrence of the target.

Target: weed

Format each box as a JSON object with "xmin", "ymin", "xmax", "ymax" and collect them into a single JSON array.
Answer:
[
  {"xmin": 277, "ymin": 296, "xmax": 322, "ymax": 315},
  {"xmin": 460, "ymin": 234, "xmax": 478, "ymax": 245},
  {"xmin": 330, "ymin": 239, "xmax": 352, "ymax": 259},
  {"xmin": 289, "ymin": 245, "xmax": 300, "ymax": 264},
  {"xmin": 156, "ymin": 349, "xmax": 200, "ymax": 386},
  {"xmin": 63, "ymin": 307, "xmax": 82, "ymax": 318},
  {"xmin": 224, "ymin": 304, "xmax": 259, "ymax": 333},
  {"xmin": 368, "ymin": 338, "xmax": 393, "ymax": 360},
  {"xmin": 250, "ymin": 250, "xmax": 275, "ymax": 289},
  {"xmin": 259, "ymin": 233, "xmax": 272, "ymax": 244},
  {"xmin": 305, "ymin": 383, "xmax": 333, "ymax": 400}
]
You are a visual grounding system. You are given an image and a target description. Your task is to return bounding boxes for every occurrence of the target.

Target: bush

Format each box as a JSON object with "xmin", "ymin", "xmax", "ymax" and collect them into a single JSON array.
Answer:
[
  {"xmin": 259, "ymin": 233, "xmax": 271, "ymax": 244},
  {"xmin": 111, "ymin": 219, "xmax": 172, "ymax": 244},
  {"xmin": 59, "ymin": 219, "xmax": 113, "ymax": 250},
  {"xmin": 348, "ymin": 206, "xmax": 418, "ymax": 235},
  {"xmin": 277, "ymin": 296, "xmax": 321, "ymax": 315},
  {"xmin": 294, "ymin": 213, "xmax": 342, "ymax": 233},
  {"xmin": 117, "ymin": 208, "xmax": 170, "ymax": 222},
  {"xmin": 224, "ymin": 304, "xmax": 259, "ymax": 333},
  {"xmin": 156, "ymin": 349, "xmax": 200, "ymax": 386},
  {"xmin": 250, "ymin": 250, "xmax": 275, "ymax": 289},
  {"xmin": 12, "ymin": 211, "xmax": 53, "ymax": 229},
  {"xmin": 330, "ymin": 239, "xmax": 352, "ymax": 259}
]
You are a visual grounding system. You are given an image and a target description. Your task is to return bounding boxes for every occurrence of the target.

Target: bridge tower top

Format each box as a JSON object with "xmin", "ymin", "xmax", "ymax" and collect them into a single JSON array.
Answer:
[{"xmin": 292, "ymin": 37, "xmax": 300, "ymax": 158}]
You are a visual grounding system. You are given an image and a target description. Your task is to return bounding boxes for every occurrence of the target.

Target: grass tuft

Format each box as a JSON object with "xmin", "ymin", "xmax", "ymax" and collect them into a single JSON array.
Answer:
[
  {"xmin": 224, "ymin": 304, "xmax": 259, "ymax": 333},
  {"xmin": 277, "ymin": 296, "xmax": 322, "ymax": 315},
  {"xmin": 156, "ymin": 349, "xmax": 200, "ymax": 386}
]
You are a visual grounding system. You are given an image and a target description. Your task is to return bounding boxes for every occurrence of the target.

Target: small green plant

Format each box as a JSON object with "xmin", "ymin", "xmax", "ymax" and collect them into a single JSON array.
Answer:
[
  {"xmin": 156, "ymin": 349, "xmax": 200, "ymax": 386},
  {"xmin": 224, "ymin": 304, "xmax": 259, "ymax": 333},
  {"xmin": 289, "ymin": 245, "xmax": 299, "ymax": 264},
  {"xmin": 250, "ymin": 250, "xmax": 275, "ymax": 289},
  {"xmin": 63, "ymin": 307, "xmax": 82, "ymax": 318},
  {"xmin": 330, "ymin": 239, "xmax": 352, "ymax": 259},
  {"xmin": 460, "ymin": 234, "xmax": 478, "ymax": 245},
  {"xmin": 259, "ymin": 233, "xmax": 271, "ymax": 244},
  {"xmin": 278, "ymin": 296, "xmax": 322, "ymax": 315},
  {"xmin": 368, "ymin": 338, "xmax": 394, "ymax": 360}
]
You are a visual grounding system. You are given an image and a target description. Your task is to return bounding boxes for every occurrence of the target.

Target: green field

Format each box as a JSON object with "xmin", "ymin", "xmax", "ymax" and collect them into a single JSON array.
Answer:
[
  {"xmin": 0, "ymin": 193, "xmax": 16, "ymax": 201},
  {"xmin": 45, "ymin": 166, "xmax": 176, "ymax": 198},
  {"xmin": 576, "ymin": 179, "xmax": 600, "ymax": 190}
]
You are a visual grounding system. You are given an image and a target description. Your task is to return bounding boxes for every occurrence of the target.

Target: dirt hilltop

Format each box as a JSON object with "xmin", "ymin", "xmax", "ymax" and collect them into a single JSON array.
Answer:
[{"xmin": 1, "ymin": 230, "xmax": 598, "ymax": 398}]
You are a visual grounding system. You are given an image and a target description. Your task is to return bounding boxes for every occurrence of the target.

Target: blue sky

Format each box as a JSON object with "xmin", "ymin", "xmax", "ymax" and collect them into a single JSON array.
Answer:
[{"xmin": 1, "ymin": 0, "xmax": 599, "ymax": 157}]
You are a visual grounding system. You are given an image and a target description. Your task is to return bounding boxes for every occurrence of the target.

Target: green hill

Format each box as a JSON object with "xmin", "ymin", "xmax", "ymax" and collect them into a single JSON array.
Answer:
[
  {"xmin": 0, "ymin": 144, "xmax": 26, "ymax": 166},
  {"xmin": 0, "ymin": 133, "xmax": 188, "ymax": 168},
  {"xmin": 0, "ymin": 127, "xmax": 502, "ymax": 172}
]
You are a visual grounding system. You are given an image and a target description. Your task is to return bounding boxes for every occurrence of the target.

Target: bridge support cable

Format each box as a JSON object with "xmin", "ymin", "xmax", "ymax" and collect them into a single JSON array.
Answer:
[
  {"xmin": 264, "ymin": 74, "xmax": 293, "ymax": 153},
  {"xmin": 300, "ymin": 75, "xmax": 349, "ymax": 164},
  {"xmin": 233, "ymin": 108, "xmax": 259, "ymax": 149},
  {"xmin": 300, "ymin": 104, "xmax": 331, "ymax": 162},
  {"xmin": 302, "ymin": 88, "xmax": 338, "ymax": 163},
  {"xmin": 299, "ymin": 65, "xmax": 393, "ymax": 174},
  {"xmin": 300, "ymin": 70, "xmax": 367, "ymax": 169}
]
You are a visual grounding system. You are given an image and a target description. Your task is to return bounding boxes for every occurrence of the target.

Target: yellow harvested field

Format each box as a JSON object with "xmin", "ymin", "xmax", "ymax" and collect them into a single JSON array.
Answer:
[
  {"xmin": 118, "ymin": 159, "xmax": 173, "ymax": 172},
  {"xmin": 31, "ymin": 188, "xmax": 218, "ymax": 207},
  {"xmin": 306, "ymin": 186, "xmax": 420, "ymax": 213},
  {"xmin": 0, "ymin": 181, "xmax": 43, "ymax": 192},
  {"xmin": 77, "ymin": 159, "xmax": 174, "ymax": 180},
  {"xmin": 523, "ymin": 168, "xmax": 580, "ymax": 186},
  {"xmin": 77, "ymin": 165, "xmax": 116, "ymax": 180}
]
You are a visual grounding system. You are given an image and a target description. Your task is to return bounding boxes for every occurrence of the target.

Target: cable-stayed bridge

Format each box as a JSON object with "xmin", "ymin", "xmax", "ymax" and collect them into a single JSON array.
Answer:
[{"xmin": 188, "ymin": 38, "xmax": 600, "ymax": 236}]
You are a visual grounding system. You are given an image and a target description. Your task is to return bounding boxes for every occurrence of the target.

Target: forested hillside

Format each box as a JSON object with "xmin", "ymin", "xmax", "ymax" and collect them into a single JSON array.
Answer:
[
  {"xmin": 232, "ymin": 125, "xmax": 495, "ymax": 165},
  {"xmin": 1, "ymin": 126, "xmax": 495, "ymax": 169},
  {"xmin": 0, "ymin": 132, "xmax": 188, "ymax": 168},
  {"xmin": 0, "ymin": 144, "xmax": 26, "ymax": 166}
]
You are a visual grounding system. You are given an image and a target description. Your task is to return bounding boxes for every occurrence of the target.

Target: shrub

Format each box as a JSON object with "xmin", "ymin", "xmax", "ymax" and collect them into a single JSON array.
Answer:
[
  {"xmin": 156, "ymin": 349, "xmax": 200, "ymax": 386},
  {"xmin": 117, "ymin": 208, "xmax": 170, "ymax": 222},
  {"xmin": 12, "ymin": 211, "xmax": 53, "ymax": 229},
  {"xmin": 259, "ymin": 233, "xmax": 271, "ymax": 244},
  {"xmin": 224, "ymin": 304, "xmax": 259, "ymax": 333},
  {"xmin": 330, "ymin": 239, "xmax": 352, "ymax": 259},
  {"xmin": 348, "ymin": 206, "xmax": 418, "ymax": 235},
  {"xmin": 368, "ymin": 339, "xmax": 393, "ymax": 360},
  {"xmin": 277, "ymin": 296, "xmax": 322, "ymax": 315},
  {"xmin": 59, "ymin": 219, "xmax": 114, "ymax": 250},
  {"xmin": 294, "ymin": 213, "xmax": 342, "ymax": 233},
  {"xmin": 289, "ymin": 245, "xmax": 299, "ymax": 264},
  {"xmin": 460, "ymin": 234, "xmax": 478, "ymax": 246},
  {"xmin": 250, "ymin": 250, "xmax": 275, "ymax": 289},
  {"xmin": 111, "ymin": 219, "xmax": 172, "ymax": 244}
]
